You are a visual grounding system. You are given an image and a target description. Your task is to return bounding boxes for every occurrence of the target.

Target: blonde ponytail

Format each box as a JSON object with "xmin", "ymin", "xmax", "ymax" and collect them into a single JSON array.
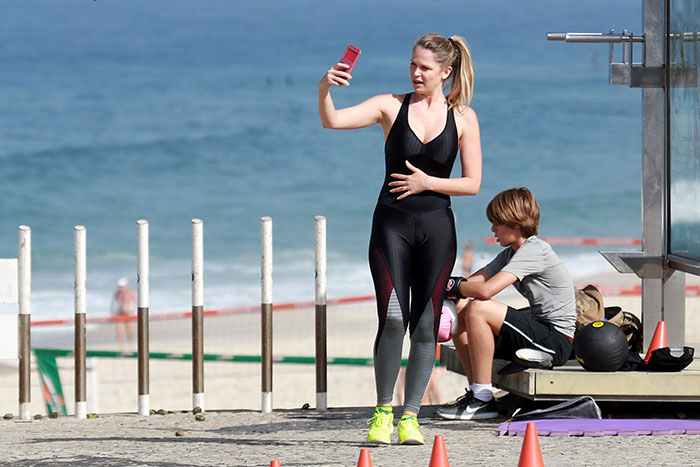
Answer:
[
  {"xmin": 446, "ymin": 36, "xmax": 474, "ymax": 108},
  {"xmin": 414, "ymin": 33, "xmax": 475, "ymax": 109}
]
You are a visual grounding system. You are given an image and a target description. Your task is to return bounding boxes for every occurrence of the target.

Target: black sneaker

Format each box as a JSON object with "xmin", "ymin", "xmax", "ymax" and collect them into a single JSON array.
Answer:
[
  {"xmin": 442, "ymin": 389, "xmax": 474, "ymax": 408},
  {"xmin": 437, "ymin": 393, "xmax": 498, "ymax": 420}
]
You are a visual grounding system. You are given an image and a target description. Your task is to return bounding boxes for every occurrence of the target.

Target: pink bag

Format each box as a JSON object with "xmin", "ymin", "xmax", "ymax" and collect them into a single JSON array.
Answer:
[{"xmin": 437, "ymin": 300, "xmax": 458, "ymax": 342}]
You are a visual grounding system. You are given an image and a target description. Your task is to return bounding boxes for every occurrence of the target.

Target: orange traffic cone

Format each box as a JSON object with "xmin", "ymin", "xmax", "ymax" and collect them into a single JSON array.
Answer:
[
  {"xmin": 517, "ymin": 422, "xmax": 544, "ymax": 467},
  {"xmin": 429, "ymin": 435, "xmax": 449, "ymax": 467},
  {"xmin": 644, "ymin": 320, "xmax": 668, "ymax": 364},
  {"xmin": 357, "ymin": 448, "xmax": 372, "ymax": 467},
  {"xmin": 270, "ymin": 461, "xmax": 281, "ymax": 467}
]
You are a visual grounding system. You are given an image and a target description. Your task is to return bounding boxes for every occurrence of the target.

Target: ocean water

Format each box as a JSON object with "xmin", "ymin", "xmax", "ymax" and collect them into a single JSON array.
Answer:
[{"xmin": 0, "ymin": 0, "xmax": 643, "ymax": 320}]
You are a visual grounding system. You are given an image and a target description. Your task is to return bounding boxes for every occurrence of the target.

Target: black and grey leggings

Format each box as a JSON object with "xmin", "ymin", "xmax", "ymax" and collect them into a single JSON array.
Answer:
[{"xmin": 368, "ymin": 203, "xmax": 456, "ymax": 415}]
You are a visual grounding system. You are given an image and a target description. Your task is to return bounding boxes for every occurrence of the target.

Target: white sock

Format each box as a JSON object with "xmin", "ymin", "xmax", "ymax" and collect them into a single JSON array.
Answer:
[{"xmin": 471, "ymin": 383, "xmax": 493, "ymax": 402}]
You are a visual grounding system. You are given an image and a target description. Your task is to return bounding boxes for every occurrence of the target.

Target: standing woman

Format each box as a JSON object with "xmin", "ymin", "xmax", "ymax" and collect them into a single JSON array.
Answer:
[{"xmin": 318, "ymin": 33, "xmax": 482, "ymax": 445}]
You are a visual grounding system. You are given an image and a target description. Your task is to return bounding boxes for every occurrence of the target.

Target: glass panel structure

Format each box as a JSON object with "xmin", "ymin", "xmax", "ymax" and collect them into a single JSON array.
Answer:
[{"xmin": 668, "ymin": 0, "xmax": 700, "ymax": 262}]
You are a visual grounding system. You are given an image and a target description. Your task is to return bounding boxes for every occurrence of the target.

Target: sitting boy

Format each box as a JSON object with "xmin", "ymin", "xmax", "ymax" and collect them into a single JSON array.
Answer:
[{"xmin": 438, "ymin": 187, "xmax": 576, "ymax": 420}]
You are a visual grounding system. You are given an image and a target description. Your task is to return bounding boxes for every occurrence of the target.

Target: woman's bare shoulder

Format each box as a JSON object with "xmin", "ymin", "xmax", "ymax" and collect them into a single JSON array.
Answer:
[
  {"xmin": 454, "ymin": 105, "xmax": 479, "ymax": 129},
  {"xmin": 453, "ymin": 104, "xmax": 478, "ymax": 121},
  {"xmin": 453, "ymin": 105, "xmax": 480, "ymax": 142}
]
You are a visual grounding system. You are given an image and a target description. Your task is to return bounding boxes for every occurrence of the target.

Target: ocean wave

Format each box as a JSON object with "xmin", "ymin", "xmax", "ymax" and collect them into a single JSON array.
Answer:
[{"xmin": 0, "ymin": 130, "xmax": 257, "ymax": 161}]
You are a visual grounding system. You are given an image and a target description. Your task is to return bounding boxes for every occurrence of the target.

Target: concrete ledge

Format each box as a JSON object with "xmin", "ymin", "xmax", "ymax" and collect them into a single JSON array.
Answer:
[{"xmin": 440, "ymin": 343, "xmax": 700, "ymax": 402}]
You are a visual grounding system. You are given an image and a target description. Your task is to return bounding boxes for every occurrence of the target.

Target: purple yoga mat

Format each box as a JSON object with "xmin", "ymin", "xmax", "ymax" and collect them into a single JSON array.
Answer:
[{"xmin": 499, "ymin": 419, "xmax": 700, "ymax": 437}]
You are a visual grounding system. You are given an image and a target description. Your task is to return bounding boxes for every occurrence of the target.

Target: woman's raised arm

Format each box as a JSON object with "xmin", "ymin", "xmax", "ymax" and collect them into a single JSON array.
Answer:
[{"xmin": 318, "ymin": 64, "xmax": 392, "ymax": 130}]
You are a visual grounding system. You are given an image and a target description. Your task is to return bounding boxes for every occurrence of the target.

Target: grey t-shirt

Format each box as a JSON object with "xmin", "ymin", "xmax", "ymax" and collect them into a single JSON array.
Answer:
[{"xmin": 483, "ymin": 236, "xmax": 576, "ymax": 338}]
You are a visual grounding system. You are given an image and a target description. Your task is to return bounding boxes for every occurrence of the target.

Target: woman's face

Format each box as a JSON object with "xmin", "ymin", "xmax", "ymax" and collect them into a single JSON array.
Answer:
[{"xmin": 410, "ymin": 46, "xmax": 451, "ymax": 94}]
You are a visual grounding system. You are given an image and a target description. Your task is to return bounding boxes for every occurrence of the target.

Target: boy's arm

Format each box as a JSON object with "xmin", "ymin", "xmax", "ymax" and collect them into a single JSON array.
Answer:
[
  {"xmin": 462, "ymin": 271, "xmax": 518, "ymax": 299},
  {"xmin": 465, "ymin": 267, "xmax": 488, "ymax": 282},
  {"xmin": 448, "ymin": 270, "xmax": 518, "ymax": 300}
]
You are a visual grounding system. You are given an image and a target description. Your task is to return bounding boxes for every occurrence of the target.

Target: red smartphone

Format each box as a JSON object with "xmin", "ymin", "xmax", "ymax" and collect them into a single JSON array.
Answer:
[{"xmin": 339, "ymin": 45, "xmax": 361, "ymax": 73}]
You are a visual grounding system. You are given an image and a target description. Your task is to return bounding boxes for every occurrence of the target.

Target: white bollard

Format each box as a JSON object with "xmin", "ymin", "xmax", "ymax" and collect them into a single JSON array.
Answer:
[
  {"xmin": 74, "ymin": 226, "xmax": 87, "ymax": 419},
  {"xmin": 18, "ymin": 226, "xmax": 31, "ymax": 420},
  {"xmin": 260, "ymin": 217, "xmax": 273, "ymax": 413},
  {"xmin": 191, "ymin": 219, "xmax": 205, "ymax": 412},
  {"xmin": 137, "ymin": 220, "xmax": 150, "ymax": 416},
  {"xmin": 314, "ymin": 216, "xmax": 327, "ymax": 411}
]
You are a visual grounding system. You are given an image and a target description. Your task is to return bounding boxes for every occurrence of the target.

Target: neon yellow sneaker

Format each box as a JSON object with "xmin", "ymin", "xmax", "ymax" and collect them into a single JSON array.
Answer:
[
  {"xmin": 366, "ymin": 407, "xmax": 394, "ymax": 445},
  {"xmin": 397, "ymin": 415, "xmax": 424, "ymax": 445}
]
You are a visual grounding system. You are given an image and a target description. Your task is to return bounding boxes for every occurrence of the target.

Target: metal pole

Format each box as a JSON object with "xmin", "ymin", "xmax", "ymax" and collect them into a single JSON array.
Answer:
[
  {"xmin": 640, "ymin": 0, "xmax": 686, "ymax": 349},
  {"xmin": 74, "ymin": 226, "xmax": 87, "ymax": 419},
  {"xmin": 191, "ymin": 219, "xmax": 204, "ymax": 412},
  {"xmin": 18, "ymin": 226, "xmax": 31, "ymax": 420},
  {"xmin": 137, "ymin": 220, "xmax": 150, "ymax": 416},
  {"xmin": 314, "ymin": 216, "xmax": 327, "ymax": 411},
  {"xmin": 260, "ymin": 217, "xmax": 273, "ymax": 413}
]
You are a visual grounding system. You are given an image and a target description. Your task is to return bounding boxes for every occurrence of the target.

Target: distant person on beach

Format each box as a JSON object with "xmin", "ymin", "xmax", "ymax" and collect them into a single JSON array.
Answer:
[
  {"xmin": 111, "ymin": 277, "xmax": 136, "ymax": 351},
  {"xmin": 438, "ymin": 188, "xmax": 576, "ymax": 420},
  {"xmin": 319, "ymin": 33, "xmax": 482, "ymax": 445},
  {"xmin": 462, "ymin": 241, "xmax": 474, "ymax": 276}
]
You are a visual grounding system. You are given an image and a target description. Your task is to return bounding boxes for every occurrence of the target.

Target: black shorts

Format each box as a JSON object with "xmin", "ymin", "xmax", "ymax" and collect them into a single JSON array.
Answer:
[{"xmin": 494, "ymin": 307, "xmax": 573, "ymax": 366}]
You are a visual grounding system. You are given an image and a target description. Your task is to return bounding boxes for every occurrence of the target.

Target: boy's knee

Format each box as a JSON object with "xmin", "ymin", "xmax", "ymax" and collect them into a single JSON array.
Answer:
[{"xmin": 465, "ymin": 298, "xmax": 489, "ymax": 318}]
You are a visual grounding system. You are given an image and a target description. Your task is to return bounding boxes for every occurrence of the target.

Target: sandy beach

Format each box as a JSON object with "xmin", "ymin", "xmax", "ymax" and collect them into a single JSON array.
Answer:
[
  {"xmin": 1, "ymin": 271, "xmax": 699, "ymax": 417},
  {"xmin": 0, "ymin": 271, "xmax": 698, "ymax": 465}
]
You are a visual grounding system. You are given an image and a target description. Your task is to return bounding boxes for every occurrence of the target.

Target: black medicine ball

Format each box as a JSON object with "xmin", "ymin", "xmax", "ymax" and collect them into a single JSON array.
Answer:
[{"xmin": 574, "ymin": 321, "xmax": 629, "ymax": 371}]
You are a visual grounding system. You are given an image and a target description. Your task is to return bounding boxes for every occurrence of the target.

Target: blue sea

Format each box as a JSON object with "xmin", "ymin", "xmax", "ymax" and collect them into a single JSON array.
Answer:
[{"xmin": 0, "ymin": 0, "xmax": 643, "ymax": 320}]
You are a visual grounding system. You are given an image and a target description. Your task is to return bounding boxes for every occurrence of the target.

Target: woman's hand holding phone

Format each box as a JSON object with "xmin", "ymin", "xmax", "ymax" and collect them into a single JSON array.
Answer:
[
  {"xmin": 320, "ymin": 64, "xmax": 352, "ymax": 89},
  {"xmin": 319, "ymin": 45, "xmax": 361, "ymax": 90}
]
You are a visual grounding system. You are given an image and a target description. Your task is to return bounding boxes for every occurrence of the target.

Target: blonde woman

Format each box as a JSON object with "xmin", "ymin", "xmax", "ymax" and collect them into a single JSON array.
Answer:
[{"xmin": 318, "ymin": 33, "xmax": 482, "ymax": 444}]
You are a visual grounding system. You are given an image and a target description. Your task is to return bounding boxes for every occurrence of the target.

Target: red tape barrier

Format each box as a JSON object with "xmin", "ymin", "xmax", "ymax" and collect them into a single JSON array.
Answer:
[
  {"xmin": 593, "ymin": 284, "xmax": 700, "ymax": 297},
  {"xmin": 31, "ymin": 295, "xmax": 375, "ymax": 327},
  {"xmin": 31, "ymin": 283, "xmax": 700, "ymax": 328},
  {"xmin": 483, "ymin": 236, "xmax": 642, "ymax": 246}
]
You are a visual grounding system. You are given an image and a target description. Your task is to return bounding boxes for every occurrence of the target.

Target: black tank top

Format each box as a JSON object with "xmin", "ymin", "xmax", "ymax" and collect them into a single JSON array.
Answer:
[{"xmin": 378, "ymin": 93, "xmax": 459, "ymax": 212}]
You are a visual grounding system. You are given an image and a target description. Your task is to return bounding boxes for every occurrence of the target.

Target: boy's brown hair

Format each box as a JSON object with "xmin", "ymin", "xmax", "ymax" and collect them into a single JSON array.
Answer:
[{"xmin": 486, "ymin": 187, "xmax": 540, "ymax": 238}]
